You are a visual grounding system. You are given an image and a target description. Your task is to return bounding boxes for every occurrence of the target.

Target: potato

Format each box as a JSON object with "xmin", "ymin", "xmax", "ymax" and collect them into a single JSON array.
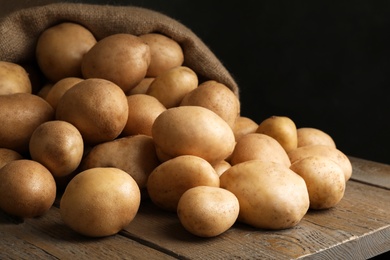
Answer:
[
  {"xmin": 232, "ymin": 116, "xmax": 258, "ymax": 141},
  {"xmin": 288, "ymin": 145, "xmax": 352, "ymax": 181},
  {"xmin": 139, "ymin": 33, "xmax": 184, "ymax": 77},
  {"xmin": 0, "ymin": 93, "xmax": 54, "ymax": 153},
  {"xmin": 230, "ymin": 133, "xmax": 291, "ymax": 167},
  {"xmin": 81, "ymin": 33, "xmax": 150, "ymax": 93},
  {"xmin": 146, "ymin": 66, "xmax": 198, "ymax": 108},
  {"xmin": 56, "ymin": 78, "xmax": 128, "ymax": 144},
  {"xmin": 152, "ymin": 106, "xmax": 235, "ymax": 164},
  {"xmin": 220, "ymin": 160, "xmax": 309, "ymax": 230},
  {"xmin": 0, "ymin": 159, "xmax": 56, "ymax": 218},
  {"xmin": 29, "ymin": 120, "xmax": 84, "ymax": 178},
  {"xmin": 212, "ymin": 160, "xmax": 231, "ymax": 177},
  {"xmin": 37, "ymin": 83, "xmax": 53, "ymax": 99},
  {"xmin": 126, "ymin": 77, "xmax": 155, "ymax": 95},
  {"xmin": 122, "ymin": 94, "xmax": 166, "ymax": 136},
  {"xmin": 60, "ymin": 167, "xmax": 140, "ymax": 237},
  {"xmin": 290, "ymin": 156, "xmax": 345, "ymax": 209},
  {"xmin": 0, "ymin": 61, "xmax": 32, "ymax": 95},
  {"xmin": 81, "ymin": 135, "xmax": 160, "ymax": 191},
  {"xmin": 177, "ymin": 186, "xmax": 239, "ymax": 237},
  {"xmin": 297, "ymin": 127, "xmax": 336, "ymax": 148},
  {"xmin": 180, "ymin": 80, "xmax": 240, "ymax": 128},
  {"xmin": 256, "ymin": 115, "xmax": 297, "ymax": 153},
  {"xmin": 45, "ymin": 77, "xmax": 84, "ymax": 109},
  {"xmin": 0, "ymin": 148, "xmax": 23, "ymax": 169},
  {"xmin": 36, "ymin": 22, "xmax": 97, "ymax": 82},
  {"xmin": 147, "ymin": 155, "xmax": 220, "ymax": 212}
]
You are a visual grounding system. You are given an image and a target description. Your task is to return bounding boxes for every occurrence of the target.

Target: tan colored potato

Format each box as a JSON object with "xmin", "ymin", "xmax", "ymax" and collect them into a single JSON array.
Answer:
[
  {"xmin": 81, "ymin": 33, "xmax": 150, "ymax": 92},
  {"xmin": 232, "ymin": 116, "xmax": 258, "ymax": 141},
  {"xmin": 180, "ymin": 80, "xmax": 240, "ymax": 128},
  {"xmin": 147, "ymin": 155, "xmax": 220, "ymax": 212},
  {"xmin": 220, "ymin": 160, "xmax": 309, "ymax": 230},
  {"xmin": 230, "ymin": 133, "xmax": 291, "ymax": 167},
  {"xmin": 122, "ymin": 94, "xmax": 166, "ymax": 136},
  {"xmin": 256, "ymin": 115, "xmax": 297, "ymax": 153},
  {"xmin": 139, "ymin": 33, "xmax": 184, "ymax": 77},
  {"xmin": 36, "ymin": 22, "xmax": 97, "ymax": 82},
  {"xmin": 0, "ymin": 93, "xmax": 54, "ymax": 153},
  {"xmin": 0, "ymin": 159, "xmax": 56, "ymax": 218},
  {"xmin": 37, "ymin": 83, "xmax": 53, "ymax": 99},
  {"xmin": 81, "ymin": 135, "xmax": 160, "ymax": 191},
  {"xmin": 177, "ymin": 186, "xmax": 239, "ymax": 237},
  {"xmin": 288, "ymin": 145, "xmax": 352, "ymax": 181},
  {"xmin": 60, "ymin": 167, "xmax": 140, "ymax": 237},
  {"xmin": 152, "ymin": 106, "xmax": 235, "ymax": 164},
  {"xmin": 0, "ymin": 61, "xmax": 32, "ymax": 95},
  {"xmin": 45, "ymin": 77, "xmax": 84, "ymax": 109},
  {"xmin": 212, "ymin": 160, "xmax": 231, "ymax": 177},
  {"xmin": 297, "ymin": 127, "xmax": 336, "ymax": 148},
  {"xmin": 29, "ymin": 120, "xmax": 84, "ymax": 178},
  {"xmin": 126, "ymin": 77, "xmax": 155, "ymax": 95},
  {"xmin": 56, "ymin": 78, "xmax": 128, "ymax": 144},
  {"xmin": 290, "ymin": 156, "xmax": 345, "ymax": 209},
  {"xmin": 0, "ymin": 148, "xmax": 23, "ymax": 169},
  {"xmin": 146, "ymin": 66, "xmax": 198, "ymax": 108}
]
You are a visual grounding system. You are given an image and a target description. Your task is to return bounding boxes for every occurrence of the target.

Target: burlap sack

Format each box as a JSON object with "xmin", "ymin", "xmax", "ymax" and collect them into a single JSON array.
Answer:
[{"xmin": 0, "ymin": 2, "xmax": 239, "ymax": 96}]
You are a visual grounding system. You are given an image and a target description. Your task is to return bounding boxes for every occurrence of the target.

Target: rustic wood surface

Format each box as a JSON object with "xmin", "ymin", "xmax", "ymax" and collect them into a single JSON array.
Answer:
[{"xmin": 1, "ymin": 157, "xmax": 389, "ymax": 259}]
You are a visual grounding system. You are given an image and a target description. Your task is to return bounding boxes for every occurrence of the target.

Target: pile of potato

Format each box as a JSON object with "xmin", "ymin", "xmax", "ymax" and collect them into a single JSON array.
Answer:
[{"xmin": 0, "ymin": 22, "xmax": 352, "ymax": 238}]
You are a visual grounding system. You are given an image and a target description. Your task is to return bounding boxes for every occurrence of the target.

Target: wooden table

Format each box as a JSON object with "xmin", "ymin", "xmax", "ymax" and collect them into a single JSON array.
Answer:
[{"xmin": 1, "ymin": 157, "xmax": 389, "ymax": 259}]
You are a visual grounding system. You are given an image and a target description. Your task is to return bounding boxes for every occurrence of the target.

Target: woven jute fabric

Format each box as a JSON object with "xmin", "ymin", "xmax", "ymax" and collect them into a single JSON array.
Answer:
[{"xmin": 0, "ymin": 2, "xmax": 239, "ymax": 96}]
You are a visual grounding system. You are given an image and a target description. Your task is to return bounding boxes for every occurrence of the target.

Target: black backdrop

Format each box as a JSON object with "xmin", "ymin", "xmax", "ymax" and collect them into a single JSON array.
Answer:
[{"xmin": 43, "ymin": 1, "xmax": 390, "ymax": 164}]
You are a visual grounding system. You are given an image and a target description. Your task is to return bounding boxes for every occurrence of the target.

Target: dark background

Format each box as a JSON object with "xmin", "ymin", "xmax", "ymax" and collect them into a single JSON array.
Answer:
[{"xmin": 4, "ymin": 0, "xmax": 390, "ymax": 165}]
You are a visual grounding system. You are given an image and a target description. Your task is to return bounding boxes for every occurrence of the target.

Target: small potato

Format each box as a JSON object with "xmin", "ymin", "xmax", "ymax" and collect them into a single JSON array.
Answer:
[
  {"xmin": 45, "ymin": 77, "xmax": 84, "ymax": 109},
  {"xmin": 126, "ymin": 77, "xmax": 155, "ymax": 95},
  {"xmin": 0, "ymin": 61, "xmax": 32, "ymax": 95},
  {"xmin": 180, "ymin": 80, "xmax": 240, "ymax": 128},
  {"xmin": 230, "ymin": 133, "xmax": 291, "ymax": 167},
  {"xmin": 288, "ymin": 145, "xmax": 352, "ymax": 181},
  {"xmin": 82, "ymin": 33, "xmax": 150, "ymax": 92},
  {"xmin": 152, "ymin": 106, "xmax": 235, "ymax": 164},
  {"xmin": 290, "ymin": 156, "xmax": 345, "ymax": 209},
  {"xmin": 297, "ymin": 127, "xmax": 336, "ymax": 148},
  {"xmin": 37, "ymin": 83, "xmax": 53, "ymax": 99},
  {"xmin": 0, "ymin": 148, "xmax": 23, "ymax": 169},
  {"xmin": 232, "ymin": 116, "xmax": 258, "ymax": 141},
  {"xmin": 0, "ymin": 93, "xmax": 54, "ymax": 153},
  {"xmin": 220, "ymin": 160, "xmax": 309, "ymax": 230},
  {"xmin": 146, "ymin": 66, "xmax": 198, "ymax": 108},
  {"xmin": 139, "ymin": 33, "xmax": 184, "ymax": 77},
  {"xmin": 256, "ymin": 115, "xmax": 298, "ymax": 153},
  {"xmin": 147, "ymin": 155, "xmax": 220, "ymax": 212},
  {"xmin": 122, "ymin": 94, "xmax": 166, "ymax": 136},
  {"xmin": 36, "ymin": 22, "xmax": 97, "ymax": 82},
  {"xmin": 212, "ymin": 160, "xmax": 231, "ymax": 177},
  {"xmin": 177, "ymin": 186, "xmax": 239, "ymax": 237},
  {"xmin": 56, "ymin": 78, "xmax": 128, "ymax": 144}
]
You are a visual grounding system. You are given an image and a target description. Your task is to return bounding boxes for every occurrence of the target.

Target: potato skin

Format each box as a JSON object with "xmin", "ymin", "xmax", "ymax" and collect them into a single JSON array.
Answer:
[
  {"xmin": 0, "ymin": 148, "xmax": 23, "ymax": 169},
  {"xmin": 232, "ymin": 116, "xmax": 258, "ymax": 141},
  {"xmin": 0, "ymin": 61, "xmax": 32, "ymax": 95},
  {"xmin": 297, "ymin": 127, "xmax": 336, "ymax": 148}
]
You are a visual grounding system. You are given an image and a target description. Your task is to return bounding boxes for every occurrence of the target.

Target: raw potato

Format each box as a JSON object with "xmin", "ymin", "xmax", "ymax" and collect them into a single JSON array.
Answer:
[
  {"xmin": 212, "ymin": 160, "xmax": 231, "ymax": 177},
  {"xmin": 0, "ymin": 148, "xmax": 23, "ymax": 169},
  {"xmin": 290, "ymin": 156, "xmax": 345, "ymax": 209},
  {"xmin": 230, "ymin": 133, "xmax": 291, "ymax": 167},
  {"xmin": 146, "ymin": 66, "xmax": 198, "ymax": 108},
  {"xmin": 180, "ymin": 80, "xmax": 240, "ymax": 128},
  {"xmin": 60, "ymin": 167, "xmax": 141, "ymax": 237},
  {"xmin": 36, "ymin": 22, "xmax": 97, "ymax": 82},
  {"xmin": 256, "ymin": 115, "xmax": 298, "ymax": 153},
  {"xmin": 122, "ymin": 94, "xmax": 166, "ymax": 136},
  {"xmin": 288, "ymin": 145, "xmax": 352, "ymax": 181},
  {"xmin": 0, "ymin": 159, "xmax": 56, "ymax": 218},
  {"xmin": 81, "ymin": 135, "xmax": 160, "ymax": 191},
  {"xmin": 139, "ymin": 33, "xmax": 184, "ymax": 77},
  {"xmin": 297, "ymin": 127, "xmax": 336, "ymax": 148},
  {"xmin": 29, "ymin": 120, "xmax": 84, "ymax": 178},
  {"xmin": 232, "ymin": 116, "xmax": 258, "ymax": 141},
  {"xmin": 56, "ymin": 78, "xmax": 128, "ymax": 144},
  {"xmin": 81, "ymin": 33, "xmax": 151, "ymax": 92},
  {"xmin": 152, "ymin": 106, "xmax": 236, "ymax": 164},
  {"xmin": 0, "ymin": 61, "xmax": 32, "ymax": 95},
  {"xmin": 177, "ymin": 186, "xmax": 239, "ymax": 237},
  {"xmin": 147, "ymin": 155, "xmax": 220, "ymax": 212},
  {"xmin": 45, "ymin": 77, "xmax": 84, "ymax": 109},
  {"xmin": 220, "ymin": 160, "xmax": 309, "ymax": 230},
  {"xmin": 126, "ymin": 77, "xmax": 155, "ymax": 95},
  {"xmin": 0, "ymin": 93, "xmax": 54, "ymax": 153}
]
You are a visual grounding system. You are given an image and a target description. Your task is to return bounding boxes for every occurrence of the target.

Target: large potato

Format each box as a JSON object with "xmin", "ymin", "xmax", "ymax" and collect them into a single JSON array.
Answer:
[
  {"xmin": 0, "ymin": 61, "xmax": 32, "ymax": 95},
  {"xmin": 220, "ymin": 160, "xmax": 309, "ymax": 230},
  {"xmin": 297, "ymin": 127, "xmax": 336, "ymax": 148},
  {"xmin": 152, "ymin": 106, "xmax": 235, "ymax": 164},
  {"xmin": 0, "ymin": 93, "xmax": 54, "ymax": 153},
  {"xmin": 147, "ymin": 155, "xmax": 220, "ymax": 212}
]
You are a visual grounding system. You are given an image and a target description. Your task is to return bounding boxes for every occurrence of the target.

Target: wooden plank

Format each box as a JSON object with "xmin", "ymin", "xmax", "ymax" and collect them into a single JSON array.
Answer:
[{"xmin": 349, "ymin": 156, "xmax": 390, "ymax": 190}]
